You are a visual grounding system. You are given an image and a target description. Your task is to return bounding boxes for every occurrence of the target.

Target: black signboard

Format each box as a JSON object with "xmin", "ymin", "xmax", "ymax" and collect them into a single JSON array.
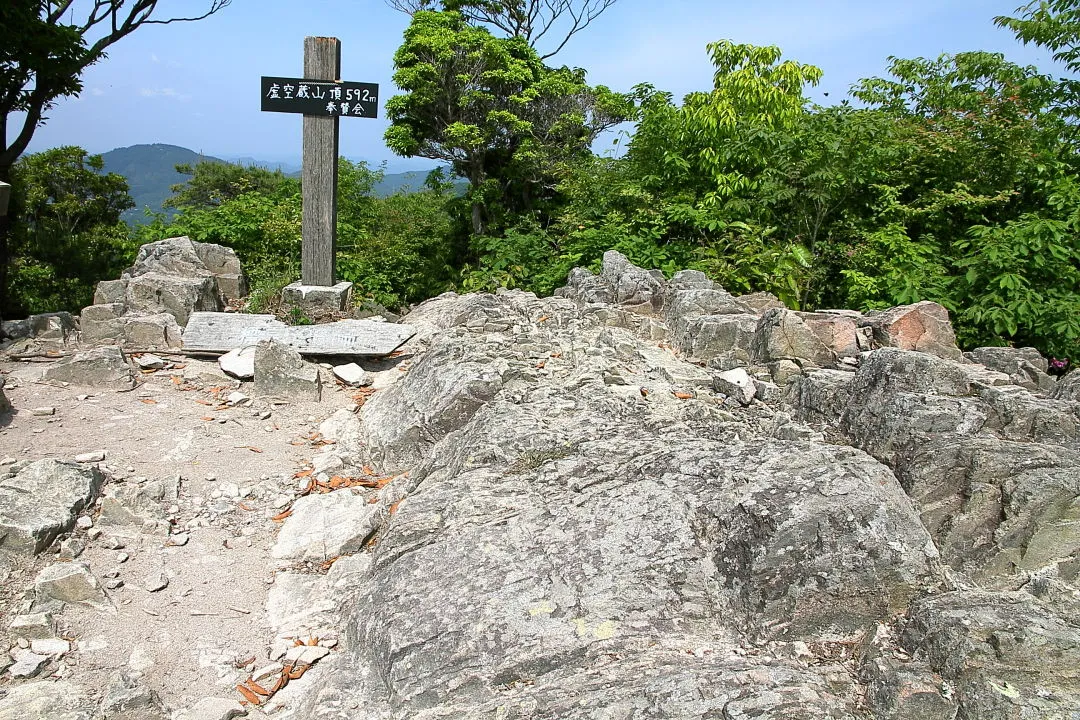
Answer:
[{"xmin": 261, "ymin": 76, "xmax": 378, "ymax": 118}]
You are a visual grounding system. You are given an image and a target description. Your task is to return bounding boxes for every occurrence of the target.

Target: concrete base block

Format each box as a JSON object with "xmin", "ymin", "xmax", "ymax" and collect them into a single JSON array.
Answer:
[{"xmin": 281, "ymin": 282, "xmax": 353, "ymax": 316}]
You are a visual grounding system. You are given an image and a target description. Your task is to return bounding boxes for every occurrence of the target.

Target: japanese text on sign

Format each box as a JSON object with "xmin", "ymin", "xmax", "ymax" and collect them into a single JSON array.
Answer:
[{"xmin": 261, "ymin": 76, "xmax": 378, "ymax": 118}]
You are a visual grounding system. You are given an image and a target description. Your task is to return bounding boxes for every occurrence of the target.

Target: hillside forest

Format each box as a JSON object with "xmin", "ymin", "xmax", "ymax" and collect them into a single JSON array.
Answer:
[{"xmin": 5, "ymin": 0, "xmax": 1080, "ymax": 362}]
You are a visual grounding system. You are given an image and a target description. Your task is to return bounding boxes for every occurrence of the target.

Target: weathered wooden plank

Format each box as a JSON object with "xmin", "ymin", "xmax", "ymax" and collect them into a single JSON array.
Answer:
[
  {"xmin": 181, "ymin": 312, "xmax": 415, "ymax": 356},
  {"xmin": 301, "ymin": 36, "xmax": 340, "ymax": 286}
]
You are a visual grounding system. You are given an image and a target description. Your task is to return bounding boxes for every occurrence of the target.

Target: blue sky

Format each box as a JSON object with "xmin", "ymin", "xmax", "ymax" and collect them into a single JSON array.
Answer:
[{"xmin": 18, "ymin": 0, "xmax": 1067, "ymax": 172}]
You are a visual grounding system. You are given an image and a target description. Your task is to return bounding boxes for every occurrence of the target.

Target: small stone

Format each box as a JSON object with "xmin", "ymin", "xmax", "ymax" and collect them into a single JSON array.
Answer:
[
  {"xmin": 9, "ymin": 613, "xmax": 54, "ymax": 640},
  {"xmin": 168, "ymin": 533, "xmax": 189, "ymax": 547},
  {"xmin": 58, "ymin": 538, "xmax": 85, "ymax": 560},
  {"xmin": 220, "ymin": 482, "xmax": 240, "ymax": 498},
  {"xmin": 86, "ymin": 527, "xmax": 103, "ymax": 540},
  {"xmin": 100, "ymin": 536, "xmax": 125, "ymax": 550},
  {"xmin": 219, "ymin": 345, "xmax": 256, "ymax": 380},
  {"xmin": 713, "ymin": 367, "xmax": 758, "ymax": 406},
  {"xmin": 76, "ymin": 515, "xmax": 93, "ymax": 530},
  {"xmin": 105, "ymin": 579, "xmax": 124, "ymax": 590},
  {"xmin": 7, "ymin": 649, "xmax": 49, "ymax": 678},
  {"xmin": 226, "ymin": 391, "xmax": 251, "ymax": 407},
  {"xmin": 284, "ymin": 644, "xmax": 330, "ymax": 666},
  {"xmin": 168, "ymin": 504, "xmax": 180, "ymax": 515},
  {"xmin": 30, "ymin": 637, "xmax": 70, "ymax": 656},
  {"xmin": 174, "ymin": 697, "xmax": 247, "ymax": 720},
  {"xmin": 31, "ymin": 407, "xmax": 57, "ymax": 416},
  {"xmin": 116, "ymin": 552, "xmax": 130, "ymax": 563},
  {"xmin": 74, "ymin": 451, "xmax": 105, "ymax": 464},
  {"xmin": 34, "ymin": 561, "xmax": 113, "ymax": 612},
  {"xmin": 259, "ymin": 411, "xmax": 272, "ymax": 420},
  {"xmin": 144, "ymin": 571, "xmax": 169, "ymax": 593},
  {"xmin": 332, "ymin": 362, "xmax": 370, "ymax": 387},
  {"xmin": 134, "ymin": 353, "xmax": 168, "ymax": 370},
  {"xmin": 252, "ymin": 662, "xmax": 284, "ymax": 684}
]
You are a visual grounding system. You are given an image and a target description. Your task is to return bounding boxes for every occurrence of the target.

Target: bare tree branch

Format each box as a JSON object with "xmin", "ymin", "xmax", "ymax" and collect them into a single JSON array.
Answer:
[{"xmin": 384, "ymin": 0, "xmax": 619, "ymax": 59}]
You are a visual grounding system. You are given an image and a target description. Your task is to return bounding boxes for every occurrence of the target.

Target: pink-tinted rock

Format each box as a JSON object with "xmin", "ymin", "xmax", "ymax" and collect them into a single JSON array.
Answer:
[
  {"xmin": 863, "ymin": 301, "xmax": 963, "ymax": 361},
  {"xmin": 798, "ymin": 312, "xmax": 860, "ymax": 359}
]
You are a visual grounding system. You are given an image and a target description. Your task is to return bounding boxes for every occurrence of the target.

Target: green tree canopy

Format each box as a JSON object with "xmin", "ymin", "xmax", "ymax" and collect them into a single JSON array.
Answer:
[
  {"xmin": 385, "ymin": 9, "xmax": 631, "ymax": 235},
  {"xmin": 6, "ymin": 146, "xmax": 134, "ymax": 316},
  {"xmin": 165, "ymin": 161, "xmax": 298, "ymax": 212}
]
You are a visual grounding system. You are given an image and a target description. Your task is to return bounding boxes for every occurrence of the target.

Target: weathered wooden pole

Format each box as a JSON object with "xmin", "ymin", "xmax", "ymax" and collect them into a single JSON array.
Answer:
[{"xmin": 301, "ymin": 37, "xmax": 340, "ymax": 286}]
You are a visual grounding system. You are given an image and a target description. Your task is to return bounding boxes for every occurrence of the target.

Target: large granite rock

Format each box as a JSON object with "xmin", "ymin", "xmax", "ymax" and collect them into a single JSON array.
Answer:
[
  {"xmin": 0, "ymin": 460, "xmax": 104, "ymax": 555},
  {"xmin": 254, "ymin": 338, "xmax": 321, "ymax": 401},
  {"xmin": 40, "ymin": 345, "xmax": 134, "ymax": 389},
  {"xmin": 861, "ymin": 301, "xmax": 963, "ymax": 361},
  {"xmin": 901, "ymin": 592, "xmax": 1080, "ymax": 719},
  {"xmin": 291, "ymin": 289, "xmax": 952, "ymax": 719},
  {"xmin": 0, "ymin": 681, "xmax": 93, "ymax": 720},
  {"xmin": 79, "ymin": 236, "xmax": 243, "ymax": 347},
  {"xmin": 966, "ymin": 346, "xmax": 1055, "ymax": 392},
  {"xmin": 751, "ymin": 307, "xmax": 836, "ymax": 368}
]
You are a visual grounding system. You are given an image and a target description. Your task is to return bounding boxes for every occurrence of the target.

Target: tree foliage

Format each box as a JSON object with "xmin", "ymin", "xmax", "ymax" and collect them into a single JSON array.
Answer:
[
  {"xmin": 5, "ymin": 146, "xmax": 135, "ymax": 316},
  {"xmin": 385, "ymin": 9, "xmax": 631, "ymax": 235},
  {"xmin": 0, "ymin": 0, "xmax": 230, "ymax": 178},
  {"xmin": 165, "ymin": 161, "xmax": 296, "ymax": 212}
]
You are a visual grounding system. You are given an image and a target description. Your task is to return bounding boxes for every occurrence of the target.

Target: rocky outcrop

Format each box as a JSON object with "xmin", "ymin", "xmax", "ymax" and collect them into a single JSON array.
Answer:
[
  {"xmin": 272, "ymin": 254, "xmax": 1080, "ymax": 719},
  {"xmin": 78, "ymin": 236, "xmax": 245, "ymax": 349}
]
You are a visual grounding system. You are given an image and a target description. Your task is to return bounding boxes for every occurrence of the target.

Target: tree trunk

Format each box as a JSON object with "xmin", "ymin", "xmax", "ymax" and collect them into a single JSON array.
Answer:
[{"xmin": 0, "ymin": 149, "xmax": 11, "ymax": 320}]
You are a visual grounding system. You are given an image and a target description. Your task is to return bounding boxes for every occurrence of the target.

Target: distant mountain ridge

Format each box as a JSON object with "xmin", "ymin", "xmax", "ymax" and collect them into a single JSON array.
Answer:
[
  {"xmin": 99, "ymin": 143, "xmax": 452, "ymax": 225},
  {"xmin": 100, "ymin": 144, "xmax": 225, "ymax": 224}
]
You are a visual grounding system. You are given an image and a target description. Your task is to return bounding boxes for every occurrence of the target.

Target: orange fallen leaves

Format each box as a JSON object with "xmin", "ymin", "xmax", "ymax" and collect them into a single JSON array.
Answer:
[
  {"xmin": 271, "ymin": 508, "xmax": 293, "ymax": 522},
  {"xmin": 236, "ymin": 684, "xmax": 262, "ymax": 705},
  {"xmin": 140, "ymin": 398, "xmax": 158, "ymax": 405},
  {"xmin": 672, "ymin": 391, "xmax": 694, "ymax": 400}
]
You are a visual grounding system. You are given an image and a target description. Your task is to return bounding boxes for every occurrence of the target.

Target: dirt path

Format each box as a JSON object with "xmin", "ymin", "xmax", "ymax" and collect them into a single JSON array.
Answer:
[{"xmin": 0, "ymin": 354, "xmax": 362, "ymax": 716}]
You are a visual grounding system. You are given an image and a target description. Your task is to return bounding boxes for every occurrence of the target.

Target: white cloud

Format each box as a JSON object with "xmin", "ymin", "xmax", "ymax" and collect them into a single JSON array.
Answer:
[
  {"xmin": 90, "ymin": 87, "xmax": 105, "ymax": 96},
  {"xmin": 139, "ymin": 87, "xmax": 192, "ymax": 101},
  {"xmin": 151, "ymin": 53, "xmax": 160, "ymax": 63}
]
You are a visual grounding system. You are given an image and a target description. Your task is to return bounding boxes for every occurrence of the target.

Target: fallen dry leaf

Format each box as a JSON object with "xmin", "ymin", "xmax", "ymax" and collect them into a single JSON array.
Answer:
[
  {"xmin": 236, "ymin": 684, "xmax": 262, "ymax": 705},
  {"xmin": 140, "ymin": 398, "xmax": 158, "ymax": 405},
  {"xmin": 673, "ymin": 391, "xmax": 694, "ymax": 400},
  {"xmin": 271, "ymin": 508, "xmax": 293, "ymax": 522},
  {"xmin": 233, "ymin": 656, "xmax": 256, "ymax": 669},
  {"xmin": 245, "ymin": 679, "xmax": 272, "ymax": 697},
  {"xmin": 201, "ymin": 416, "xmax": 214, "ymax": 422}
]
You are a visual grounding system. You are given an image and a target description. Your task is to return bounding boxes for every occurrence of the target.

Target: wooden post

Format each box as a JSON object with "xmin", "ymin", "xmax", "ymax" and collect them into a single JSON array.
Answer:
[{"xmin": 301, "ymin": 37, "xmax": 340, "ymax": 286}]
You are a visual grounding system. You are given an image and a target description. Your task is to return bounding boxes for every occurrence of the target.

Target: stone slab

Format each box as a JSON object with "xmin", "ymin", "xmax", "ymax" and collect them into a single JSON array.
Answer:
[{"xmin": 182, "ymin": 311, "xmax": 415, "ymax": 356}]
